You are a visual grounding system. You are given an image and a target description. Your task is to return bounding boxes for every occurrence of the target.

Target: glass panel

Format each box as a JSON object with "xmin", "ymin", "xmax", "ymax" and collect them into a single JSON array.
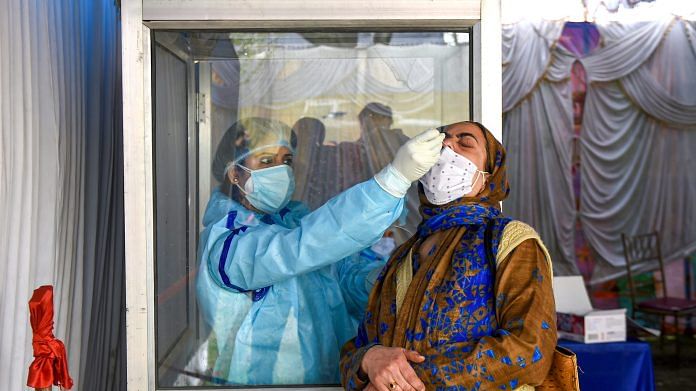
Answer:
[
  {"xmin": 153, "ymin": 30, "xmax": 471, "ymax": 388},
  {"xmin": 153, "ymin": 40, "xmax": 197, "ymax": 387}
]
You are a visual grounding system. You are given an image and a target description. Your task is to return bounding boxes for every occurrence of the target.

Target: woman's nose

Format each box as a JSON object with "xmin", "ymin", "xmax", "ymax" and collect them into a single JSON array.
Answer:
[{"xmin": 442, "ymin": 137, "xmax": 455, "ymax": 149}]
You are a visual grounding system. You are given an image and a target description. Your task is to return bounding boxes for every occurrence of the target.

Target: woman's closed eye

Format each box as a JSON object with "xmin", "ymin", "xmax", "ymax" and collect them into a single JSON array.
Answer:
[{"xmin": 458, "ymin": 135, "xmax": 477, "ymax": 147}]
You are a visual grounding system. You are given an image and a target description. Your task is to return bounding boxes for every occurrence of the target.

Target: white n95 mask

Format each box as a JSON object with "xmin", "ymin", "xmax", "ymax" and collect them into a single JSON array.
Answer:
[{"xmin": 419, "ymin": 147, "xmax": 487, "ymax": 205}]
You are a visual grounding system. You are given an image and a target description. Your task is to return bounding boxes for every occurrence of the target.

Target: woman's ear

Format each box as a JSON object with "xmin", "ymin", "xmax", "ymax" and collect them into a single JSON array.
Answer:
[
  {"xmin": 229, "ymin": 163, "xmax": 249, "ymax": 188},
  {"xmin": 476, "ymin": 172, "xmax": 489, "ymax": 196},
  {"xmin": 227, "ymin": 167, "xmax": 238, "ymax": 184}
]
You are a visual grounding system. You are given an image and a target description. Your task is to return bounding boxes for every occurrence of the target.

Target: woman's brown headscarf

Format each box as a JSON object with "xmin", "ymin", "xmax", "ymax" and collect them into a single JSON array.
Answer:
[{"xmin": 404, "ymin": 120, "xmax": 511, "ymax": 268}]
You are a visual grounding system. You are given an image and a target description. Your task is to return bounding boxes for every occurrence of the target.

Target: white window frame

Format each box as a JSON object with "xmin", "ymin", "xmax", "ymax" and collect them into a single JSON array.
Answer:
[{"xmin": 122, "ymin": 1, "xmax": 502, "ymax": 390}]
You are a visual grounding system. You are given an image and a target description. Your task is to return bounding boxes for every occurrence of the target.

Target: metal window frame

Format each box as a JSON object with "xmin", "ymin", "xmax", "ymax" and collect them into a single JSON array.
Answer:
[{"xmin": 122, "ymin": 1, "xmax": 502, "ymax": 390}]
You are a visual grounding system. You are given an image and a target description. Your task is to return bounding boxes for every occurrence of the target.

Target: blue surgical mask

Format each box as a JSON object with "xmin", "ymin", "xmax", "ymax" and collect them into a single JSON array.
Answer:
[{"xmin": 236, "ymin": 164, "xmax": 295, "ymax": 214}]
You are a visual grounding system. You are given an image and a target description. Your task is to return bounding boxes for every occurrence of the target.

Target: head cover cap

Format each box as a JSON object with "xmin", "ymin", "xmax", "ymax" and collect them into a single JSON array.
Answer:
[{"xmin": 211, "ymin": 117, "xmax": 296, "ymax": 183}]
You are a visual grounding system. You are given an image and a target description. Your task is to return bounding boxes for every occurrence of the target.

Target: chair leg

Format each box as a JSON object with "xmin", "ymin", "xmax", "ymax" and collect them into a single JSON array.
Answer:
[
  {"xmin": 674, "ymin": 314, "xmax": 681, "ymax": 367},
  {"xmin": 660, "ymin": 315, "xmax": 665, "ymax": 351}
]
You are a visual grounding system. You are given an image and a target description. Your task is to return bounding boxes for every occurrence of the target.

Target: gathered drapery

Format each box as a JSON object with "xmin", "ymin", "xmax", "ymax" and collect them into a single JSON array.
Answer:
[
  {"xmin": 0, "ymin": 1, "xmax": 124, "ymax": 389},
  {"xmin": 502, "ymin": 21, "xmax": 579, "ymax": 276},
  {"xmin": 503, "ymin": 18, "xmax": 696, "ymax": 282},
  {"xmin": 78, "ymin": 1, "xmax": 125, "ymax": 390},
  {"xmin": 1, "ymin": 1, "xmax": 84, "ymax": 388},
  {"xmin": 579, "ymin": 19, "xmax": 696, "ymax": 280}
]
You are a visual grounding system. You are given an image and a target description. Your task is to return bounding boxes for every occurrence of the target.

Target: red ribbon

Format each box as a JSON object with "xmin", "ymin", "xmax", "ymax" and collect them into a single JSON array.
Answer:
[{"xmin": 27, "ymin": 285, "xmax": 73, "ymax": 390}]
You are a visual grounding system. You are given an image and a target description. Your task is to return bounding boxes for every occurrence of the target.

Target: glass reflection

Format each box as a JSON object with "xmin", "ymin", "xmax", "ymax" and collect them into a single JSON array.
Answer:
[{"xmin": 153, "ymin": 30, "xmax": 470, "ymax": 387}]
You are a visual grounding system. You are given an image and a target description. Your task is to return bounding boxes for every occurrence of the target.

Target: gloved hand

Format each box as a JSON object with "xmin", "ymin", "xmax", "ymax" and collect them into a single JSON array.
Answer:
[{"xmin": 391, "ymin": 128, "xmax": 445, "ymax": 182}]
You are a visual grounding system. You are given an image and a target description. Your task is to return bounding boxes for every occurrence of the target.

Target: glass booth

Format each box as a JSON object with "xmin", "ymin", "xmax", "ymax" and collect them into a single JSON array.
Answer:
[{"xmin": 122, "ymin": 1, "xmax": 502, "ymax": 390}]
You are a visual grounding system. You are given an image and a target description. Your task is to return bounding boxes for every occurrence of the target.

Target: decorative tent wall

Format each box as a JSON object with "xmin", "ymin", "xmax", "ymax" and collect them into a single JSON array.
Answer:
[{"xmin": 502, "ymin": 16, "xmax": 696, "ymax": 285}]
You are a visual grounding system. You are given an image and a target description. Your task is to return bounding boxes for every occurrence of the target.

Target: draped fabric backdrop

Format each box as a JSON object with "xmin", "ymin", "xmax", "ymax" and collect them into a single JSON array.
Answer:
[
  {"xmin": 79, "ymin": 1, "xmax": 126, "ymax": 390},
  {"xmin": 503, "ymin": 18, "xmax": 696, "ymax": 283},
  {"xmin": 580, "ymin": 19, "xmax": 696, "ymax": 282},
  {"xmin": 0, "ymin": 1, "xmax": 124, "ymax": 390},
  {"xmin": 502, "ymin": 21, "xmax": 579, "ymax": 276}
]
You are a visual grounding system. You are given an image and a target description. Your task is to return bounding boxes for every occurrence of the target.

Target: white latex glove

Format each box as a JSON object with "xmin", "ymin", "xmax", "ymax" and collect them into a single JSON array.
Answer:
[{"xmin": 391, "ymin": 129, "xmax": 445, "ymax": 183}]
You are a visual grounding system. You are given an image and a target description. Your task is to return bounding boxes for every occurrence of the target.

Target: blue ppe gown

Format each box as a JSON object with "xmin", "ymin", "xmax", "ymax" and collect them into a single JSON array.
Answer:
[{"xmin": 196, "ymin": 176, "xmax": 405, "ymax": 385}]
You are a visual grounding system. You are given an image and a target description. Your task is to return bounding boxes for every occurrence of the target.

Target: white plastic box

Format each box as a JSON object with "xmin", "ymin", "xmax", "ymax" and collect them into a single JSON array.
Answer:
[{"xmin": 553, "ymin": 276, "xmax": 627, "ymax": 343}]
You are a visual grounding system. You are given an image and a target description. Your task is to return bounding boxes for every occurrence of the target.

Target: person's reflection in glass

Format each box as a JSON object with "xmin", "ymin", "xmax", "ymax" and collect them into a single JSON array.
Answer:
[
  {"xmin": 291, "ymin": 117, "xmax": 326, "ymax": 211},
  {"xmin": 353, "ymin": 103, "xmax": 416, "ymax": 247},
  {"xmin": 196, "ymin": 117, "xmax": 443, "ymax": 385},
  {"xmin": 358, "ymin": 102, "xmax": 408, "ymax": 175}
]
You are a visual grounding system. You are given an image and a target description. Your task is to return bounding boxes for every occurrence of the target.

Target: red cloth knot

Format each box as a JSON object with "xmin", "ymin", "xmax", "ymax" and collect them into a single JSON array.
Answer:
[{"xmin": 27, "ymin": 286, "xmax": 73, "ymax": 389}]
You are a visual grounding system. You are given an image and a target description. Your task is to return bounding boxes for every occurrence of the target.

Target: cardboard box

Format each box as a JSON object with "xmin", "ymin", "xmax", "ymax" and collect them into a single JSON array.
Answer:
[{"xmin": 553, "ymin": 276, "xmax": 627, "ymax": 343}]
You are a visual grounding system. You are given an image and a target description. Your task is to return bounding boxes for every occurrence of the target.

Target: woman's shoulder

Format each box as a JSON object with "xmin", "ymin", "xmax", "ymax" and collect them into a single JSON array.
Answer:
[
  {"xmin": 499, "ymin": 220, "xmax": 540, "ymax": 242},
  {"xmin": 202, "ymin": 189, "xmax": 242, "ymax": 227},
  {"xmin": 495, "ymin": 220, "xmax": 551, "ymax": 268}
]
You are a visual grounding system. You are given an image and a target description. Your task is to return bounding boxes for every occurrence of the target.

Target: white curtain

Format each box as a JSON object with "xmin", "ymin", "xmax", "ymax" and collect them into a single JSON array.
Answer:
[
  {"xmin": 579, "ymin": 19, "xmax": 696, "ymax": 281},
  {"xmin": 0, "ymin": 1, "xmax": 83, "ymax": 388},
  {"xmin": 502, "ymin": 17, "xmax": 696, "ymax": 282},
  {"xmin": 212, "ymin": 44, "xmax": 468, "ymax": 114},
  {"xmin": 0, "ymin": 1, "xmax": 123, "ymax": 390},
  {"xmin": 502, "ymin": 21, "xmax": 580, "ymax": 275}
]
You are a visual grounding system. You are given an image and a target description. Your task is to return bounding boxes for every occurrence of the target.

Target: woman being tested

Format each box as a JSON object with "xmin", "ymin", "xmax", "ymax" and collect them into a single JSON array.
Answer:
[
  {"xmin": 340, "ymin": 121, "xmax": 557, "ymax": 391},
  {"xmin": 197, "ymin": 117, "xmax": 444, "ymax": 385}
]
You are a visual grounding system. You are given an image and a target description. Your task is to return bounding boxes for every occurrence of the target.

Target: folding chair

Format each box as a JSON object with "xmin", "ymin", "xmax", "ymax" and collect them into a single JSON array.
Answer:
[{"xmin": 622, "ymin": 232, "xmax": 696, "ymax": 361}]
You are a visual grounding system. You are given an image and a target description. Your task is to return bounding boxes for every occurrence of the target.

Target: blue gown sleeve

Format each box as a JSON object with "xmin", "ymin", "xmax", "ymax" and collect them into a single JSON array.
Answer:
[
  {"xmin": 204, "ymin": 177, "xmax": 406, "ymax": 292},
  {"xmin": 336, "ymin": 249, "xmax": 387, "ymax": 319}
]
